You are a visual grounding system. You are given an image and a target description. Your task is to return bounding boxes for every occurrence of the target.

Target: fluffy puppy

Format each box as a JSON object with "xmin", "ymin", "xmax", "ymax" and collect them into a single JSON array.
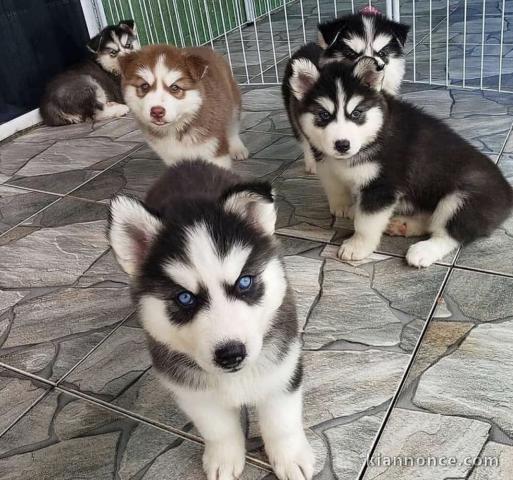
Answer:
[
  {"xmin": 108, "ymin": 161, "xmax": 314, "ymax": 480},
  {"xmin": 40, "ymin": 20, "xmax": 138, "ymax": 126},
  {"xmin": 119, "ymin": 45, "xmax": 248, "ymax": 169},
  {"xmin": 283, "ymin": 48, "xmax": 513, "ymax": 268},
  {"xmin": 288, "ymin": 11, "xmax": 408, "ymax": 174},
  {"xmin": 318, "ymin": 11, "xmax": 409, "ymax": 94}
]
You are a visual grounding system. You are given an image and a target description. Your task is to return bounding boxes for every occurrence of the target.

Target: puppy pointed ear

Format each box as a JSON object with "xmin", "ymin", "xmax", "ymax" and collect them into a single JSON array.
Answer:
[
  {"xmin": 390, "ymin": 21, "xmax": 410, "ymax": 47},
  {"xmin": 353, "ymin": 57, "xmax": 385, "ymax": 91},
  {"xmin": 289, "ymin": 58, "xmax": 319, "ymax": 100},
  {"xmin": 222, "ymin": 183, "xmax": 277, "ymax": 235},
  {"xmin": 119, "ymin": 19, "xmax": 135, "ymax": 32},
  {"xmin": 185, "ymin": 54, "xmax": 208, "ymax": 81},
  {"xmin": 87, "ymin": 31, "xmax": 103, "ymax": 53},
  {"xmin": 318, "ymin": 19, "xmax": 343, "ymax": 48},
  {"xmin": 108, "ymin": 195, "xmax": 163, "ymax": 276}
]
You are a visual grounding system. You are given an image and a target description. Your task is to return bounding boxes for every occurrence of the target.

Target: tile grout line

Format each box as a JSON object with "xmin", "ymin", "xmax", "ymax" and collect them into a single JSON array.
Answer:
[
  {"xmin": 356, "ymin": 265, "xmax": 454, "ymax": 480},
  {"xmin": 55, "ymin": 310, "xmax": 136, "ymax": 386},
  {"xmin": 0, "ymin": 143, "xmax": 145, "ymax": 239},
  {"xmin": 0, "ymin": 388, "xmax": 53, "ymax": 439}
]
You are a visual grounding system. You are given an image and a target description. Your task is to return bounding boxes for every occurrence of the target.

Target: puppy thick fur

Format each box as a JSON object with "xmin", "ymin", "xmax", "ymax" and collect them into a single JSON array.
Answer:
[
  {"xmin": 119, "ymin": 45, "xmax": 248, "ymax": 169},
  {"xmin": 108, "ymin": 161, "xmax": 314, "ymax": 480},
  {"xmin": 283, "ymin": 45, "xmax": 513, "ymax": 268},
  {"xmin": 40, "ymin": 20, "xmax": 138, "ymax": 126},
  {"xmin": 293, "ymin": 12, "xmax": 408, "ymax": 175}
]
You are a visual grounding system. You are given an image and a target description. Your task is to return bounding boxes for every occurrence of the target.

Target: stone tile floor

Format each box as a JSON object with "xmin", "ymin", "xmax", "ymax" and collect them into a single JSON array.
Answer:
[{"xmin": 1, "ymin": 81, "xmax": 513, "ymax": 479}]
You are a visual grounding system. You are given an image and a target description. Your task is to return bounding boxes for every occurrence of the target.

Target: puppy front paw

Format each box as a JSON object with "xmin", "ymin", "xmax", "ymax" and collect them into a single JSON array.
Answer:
[
  {"xmin": 406, "ymin": 240, "xmax": 440, "ymax": 268},
  {"xmin": 330, "ymin": 203, "xmax": 355, "ymax": 219},
  {"xmin": 203, "ymin": 439, "xmax": 246, "ymax": 480},
  {"xmin": 338, "ymin": 235, "xmax": 375, "ymax": 261},
  {"xmin": 229, "ymin": 141, "xmax": 249, "ymax": 161},
  {"xmin": 266, "ymin": 434, "xmax": 314, "ymax": 480},
  {"xmin": 304, "ymin": 162, "xmax": 317, "ymax": 175}
]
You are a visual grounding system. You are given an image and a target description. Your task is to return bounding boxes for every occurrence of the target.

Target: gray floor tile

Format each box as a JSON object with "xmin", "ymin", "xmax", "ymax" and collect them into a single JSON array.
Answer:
[
  {"xmin": 87, "ymin": 117, "xmax": 140, "ymax": 140},
  {"xmin": 0, "ymin": 367, "xmax": 49, "ymax": 436},
  {"xmin": 364, "ymin": 267, "xmax": 513, "ymax": 479},
  {"xmin": 0, "ymin": 389, "xmax": 269, "ymax": 480},
  {"xmin": 69, "ymin": 150, "xmax": 167, "ymax": 203},
  {"xmin": 304, "ymin": 255, "xmax": 448, "ymax": 350},
  {"xmin": 455, "ymin": 153, "xmax": 513, "ymax": 275},
  {"xmin": 363, "ymin": 408, "xmax": 491, "ymax": 480},
  {"xmin": 0, "ymin": 141, "xmax": 53, "ymax": 184},
  {"xmin": 0, "ymin": 197, "xmax": 133, "ymax": 382},
  {"xmin": 5, "ymin": 138, "xmax": 140, "ymax": 195},
  {"xmin": 0, "ymin": 186, "xmax": 58, "ymax": 235}
]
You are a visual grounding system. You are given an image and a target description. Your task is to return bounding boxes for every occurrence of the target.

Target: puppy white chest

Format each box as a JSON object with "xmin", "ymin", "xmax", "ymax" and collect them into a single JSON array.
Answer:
[
  {"xmin": 148, "ymin": 132, "xmax": 219, "ymax": 166},
  {"xmin": 324, "ymin": 156, "xmax": 380, "ymax": 191}
]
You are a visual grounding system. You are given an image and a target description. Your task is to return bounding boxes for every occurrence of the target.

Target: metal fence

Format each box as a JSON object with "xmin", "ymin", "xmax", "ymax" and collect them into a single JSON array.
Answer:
[{"xmin": 99, "ymin": 0, "xmax": 513, "ymax": 93}]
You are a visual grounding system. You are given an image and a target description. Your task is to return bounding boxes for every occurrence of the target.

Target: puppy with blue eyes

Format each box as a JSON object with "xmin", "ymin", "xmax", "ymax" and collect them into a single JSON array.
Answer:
[{"xmin": 108, "ymin": 160, "xmax": 314, "ymax": 480}]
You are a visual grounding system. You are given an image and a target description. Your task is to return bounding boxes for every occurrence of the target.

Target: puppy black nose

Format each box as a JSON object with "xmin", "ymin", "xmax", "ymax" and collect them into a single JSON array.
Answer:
[
  {"xmin": 335, "ymin": 140, "xmax": 350, "ymax": 153},
  {"xmin": 214, "ymin": 342, "xmax": 247, "ymax": 370}
]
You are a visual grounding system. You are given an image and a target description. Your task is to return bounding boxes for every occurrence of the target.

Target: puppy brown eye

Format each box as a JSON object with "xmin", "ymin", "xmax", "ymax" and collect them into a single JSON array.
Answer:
[
  {"xmin": 170, "ymin": 84, "xmax": 181, "ymax": 93},
  {"xmin": 318, "ymin": 110, "xmax": 331, "ymax": 121},
  {"xmin": 351, "ymin": 109, "xmax": 362, "ymax": 120},
  {"xmin": 140, "ymin": 83, "xmax": 150, "ymax": 92},
  {"xmin": 109, "ymin": 50, "xmax": 118, "ymax": 57}
]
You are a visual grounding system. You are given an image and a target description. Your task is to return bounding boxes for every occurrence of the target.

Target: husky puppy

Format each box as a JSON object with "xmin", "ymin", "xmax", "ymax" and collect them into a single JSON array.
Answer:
[
  {"xmin": 318, "ymin": 11, "xmax": 409, "ymax": 95},
  {"xmin": 283, "ymin": 48, "xmax": 513, "ymax": 268},
  {"xmin": 40, "ymin": 20, "xmax": 138, "ymax": 126},
  {"xmin": 118, "ymin": 45, "xmax": 248, "ymax": 170},
  {"xmin": 290, "ymin": 11, "xmax": 408, "ymax": 175},
  {"xmin": 108, "ymin": 161, "xmax": 314, "ymax": 480}
]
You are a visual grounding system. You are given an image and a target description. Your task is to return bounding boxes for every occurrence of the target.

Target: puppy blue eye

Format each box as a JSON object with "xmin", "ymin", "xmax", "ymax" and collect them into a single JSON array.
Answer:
[
  {"xmin": 177, "ymin": 291, "xmax": 195, "ymax": 306},
  {"xmin": 237, "ymin": 275, "xmax": 253, "ymax": 291},
  {"xmin": 319, "ymin": 110, "xmax": 331, "ymax": 121}
]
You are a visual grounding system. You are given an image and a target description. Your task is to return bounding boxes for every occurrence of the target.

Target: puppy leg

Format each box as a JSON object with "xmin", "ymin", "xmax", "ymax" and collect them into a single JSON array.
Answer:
[
  {"xmin": 258, "ymin": 387, "xmax": 314, "ymax": 480},
  {"xmin": 406, "ymin": 192, "xmax": 463, "ymax": 267},
  {"xmin": 301, "ymin": 137, "xmax": 317, "ymax": 175},
  {"xmin": 317, "ymin": 163, "xmax": 354, "ymax": 218},
  {"xmin": 94, "ymin": 102, "xmax": 130, "ymax": 121},
  {"xmin": 175, "ymin": 394, "xmax": 246, "ymax": 480},
  {"xmin": 228, "ymin": 109, "xmax": 249, "ymax": 161},
  {"xmin": 338, "ymin": 203, "xmax": 395, "ymax": 261}
]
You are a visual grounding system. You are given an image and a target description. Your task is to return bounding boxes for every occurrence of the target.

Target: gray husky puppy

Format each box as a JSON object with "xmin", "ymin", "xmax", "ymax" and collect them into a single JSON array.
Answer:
[{"xmin": 40, "ymin": 20, "xmax": 138, "ymax": 126}]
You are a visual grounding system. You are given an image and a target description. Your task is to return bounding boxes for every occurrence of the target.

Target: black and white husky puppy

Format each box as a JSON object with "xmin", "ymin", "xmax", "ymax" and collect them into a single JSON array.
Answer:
[
  {"xmin": 318, "ymin": 10, "xmax": 409, "ymax": 95},
  {"xmin": 290, "ymin": 10, "xmax": 408, "ymax": 175},
  {"xmin": 108, "ymin": 161, "xmax": 314, "ymax": 480},
  {"xmin": 40, "ymin": 20, "xmax": 139, "ymax": 126},
  {"xmin": 283, "ymin": 47, "xmax": 513, "ymax": 268}
]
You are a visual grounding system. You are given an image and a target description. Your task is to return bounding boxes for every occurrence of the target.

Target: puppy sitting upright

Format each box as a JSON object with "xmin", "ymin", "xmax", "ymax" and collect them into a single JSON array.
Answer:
[
  {"xmin": 108, "ymin": 161, "xmax": 314, "ymax": 480},
  {"xmin": 293, "ymin": 10, "xmax": 409, "ymax": 174},
  {"xmin": 283, "ymin": 47, "xmax": 513, "ymax": 268},
  {"xmin": 119, "ymin": 45, "xmax": 248, "ymax": 169}
]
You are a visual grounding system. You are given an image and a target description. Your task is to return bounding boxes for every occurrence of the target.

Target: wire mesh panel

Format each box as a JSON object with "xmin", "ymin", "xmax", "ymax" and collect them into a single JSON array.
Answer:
[{"xmin": 100, "ymin": 0, "xmax": 513, "ymax": 92}]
